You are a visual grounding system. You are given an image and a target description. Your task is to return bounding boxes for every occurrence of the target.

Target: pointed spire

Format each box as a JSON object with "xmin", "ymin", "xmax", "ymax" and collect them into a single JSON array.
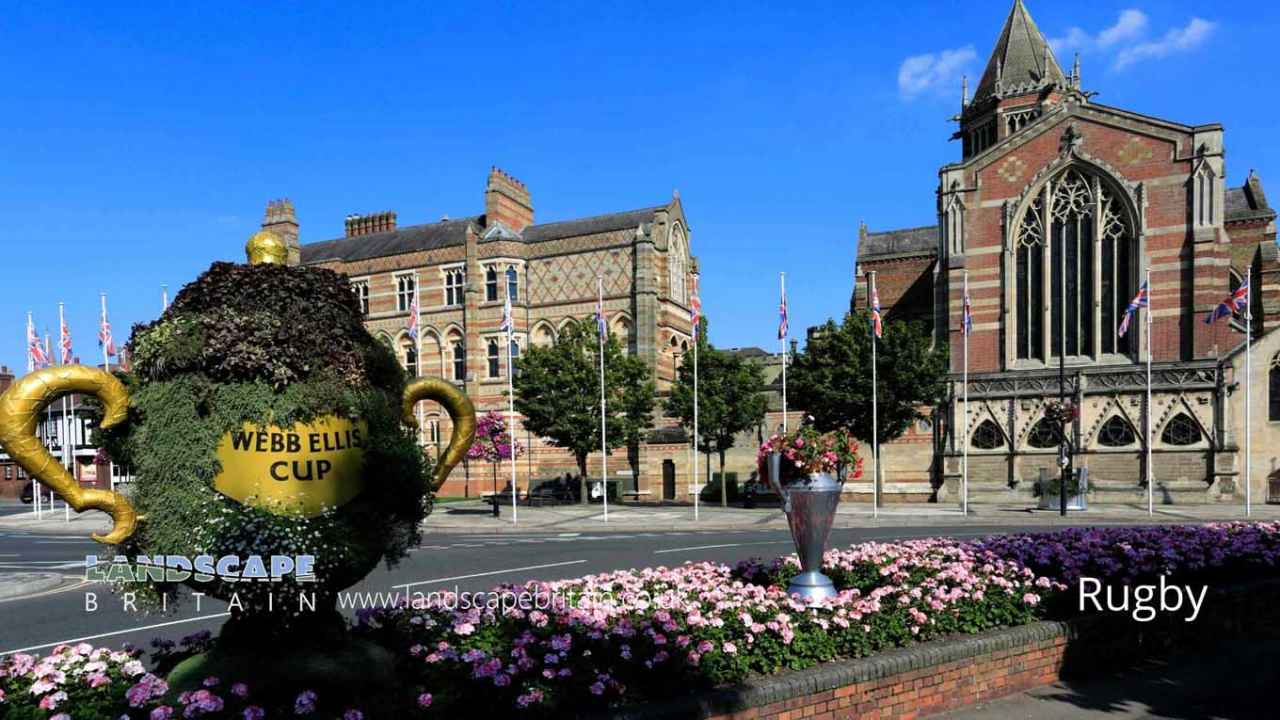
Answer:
[
  {"xmin": 972, "ymin": 0, "xmax": 1066, "ymax": 105},
  {"xmin": 961, "ymin": 74, "xmax": 969, "ymax": 111},
  {"xmin": 1072, "ymin": 51, "xmax": 1081, "ymax": 89}
]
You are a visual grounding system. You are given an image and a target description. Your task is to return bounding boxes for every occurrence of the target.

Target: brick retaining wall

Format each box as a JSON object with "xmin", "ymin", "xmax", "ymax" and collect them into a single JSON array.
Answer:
[{"xmin": 600, "ymin": 580, "xmax": 1280, "ymax": 720}]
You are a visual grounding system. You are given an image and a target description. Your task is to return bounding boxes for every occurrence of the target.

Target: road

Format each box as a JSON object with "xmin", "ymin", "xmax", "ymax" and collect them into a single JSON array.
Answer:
[{"xmin": 0, "ymin": 521, "xmax": 1024, "ymax": 657}]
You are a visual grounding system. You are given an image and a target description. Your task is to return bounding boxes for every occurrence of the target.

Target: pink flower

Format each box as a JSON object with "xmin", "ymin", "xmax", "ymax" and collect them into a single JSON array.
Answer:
[
  {"xmin": 418, "ymin": 693, "xmax": 434, "ymax": 708},
  {"xmin": 722, "ymin": 641, "xmax": 738, "ymax": 654}
]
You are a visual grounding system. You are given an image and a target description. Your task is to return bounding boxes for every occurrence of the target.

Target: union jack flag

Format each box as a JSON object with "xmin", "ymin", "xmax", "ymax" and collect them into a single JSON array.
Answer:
[
  {"xmin": 1205, "ymin": 276, "xmax": 1249, "ymax": 325},
  {"xmin": 595, "ymin": 279, "xmax": 607, "ymax": 341},
  {"xmin": 406, "ymin": 276, "xmax": 420, "ymax": 341},
  {"xmin": 99, "ymin": 307, "xmax": 117, "ymax": 357},
  {"xmin": 869, "ymin": 279, "xmax": 883, "ymax": 339},
  {"xmin": 500, "ymin": 295, "xmax": 513, "ymax": 333},
  {"xmin": 59, "ymin": 315, "xmax": 73, "ymax": 365},
  {"xmin": 777, "ymin": 290, "xmax": 788, "ymax": 340},
  {"xmin": 689, "ymin": 274, "xmax": 701, "ymax": 336},
  {"xmin": 962, "ymin": 289, "xmax": 974, "ymax": 336},
  {"xmin": 27, "ymin": 315, "xmax": 49, "ymax": 369},
  {"xmin": 1117, "ymin": 281, "xmax": 1149, "ymax": 337}
]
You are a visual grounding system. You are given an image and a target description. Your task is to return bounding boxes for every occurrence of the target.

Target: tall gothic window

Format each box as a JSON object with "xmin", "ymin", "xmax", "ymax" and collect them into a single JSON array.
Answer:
[
  {"xmin": 506, "ymin": 266, "xmax": 519, "ymax": 302},
  {"xmin": 669, "ymin": 225, "xmax": 688, "ymax": 304},
  {"xmin": 402, "ymin": 338, "xmax": 418, "ymax": 376},
  {"xmin": 1015, "ymin": 167, "xmax": 1135, "ymax": 361},
  {"xmin": 445, "ymin": 269, "xmax": 464, "ymax": 306},
  {"xmin": 396, "ymin": 274, "xmax": 415, "ymax": 312},
  {"xmin": 485, "ymin": 267, "xmax": 499, "ymax": 302},
  {"xmin": 1270, "ymin": 353, "xmax": 1280, "ymax": 422},
  {"xmin": 452, "ymin": 340, "xmax": 466, "ymax": 381},
  {"xmin": 487, "ymin": 339, "xmax": 500, "ymax": 378}
]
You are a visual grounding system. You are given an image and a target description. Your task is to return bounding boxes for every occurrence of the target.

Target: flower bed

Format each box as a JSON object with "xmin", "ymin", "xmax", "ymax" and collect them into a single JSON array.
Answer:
[{"xmin": 4, "ymin": 523, "xmax": 1280, "ymax": 718}]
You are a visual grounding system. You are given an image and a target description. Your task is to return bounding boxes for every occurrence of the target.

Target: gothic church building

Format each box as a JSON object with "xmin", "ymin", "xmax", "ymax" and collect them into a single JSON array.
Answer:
[{"xmin": 855, "ymin": 0, "xmax": 1279, "ymax": 505}]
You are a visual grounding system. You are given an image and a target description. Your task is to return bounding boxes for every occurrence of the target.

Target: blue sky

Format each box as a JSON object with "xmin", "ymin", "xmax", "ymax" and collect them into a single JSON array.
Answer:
[{"xmin": 2, "ymin": 1, "xmax": 1276, "ymax": 374}]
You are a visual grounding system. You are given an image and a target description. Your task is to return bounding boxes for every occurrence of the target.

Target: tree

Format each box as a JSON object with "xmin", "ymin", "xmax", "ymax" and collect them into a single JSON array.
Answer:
[
  {"xmin": 467, "ymin": 410, "xmax": 525, "ymax": 511},
  {"xmin": 513, "ymin": 318, "xmax": 655, "ymax": 503},
  {"xmin": 665, "ymin": 333, "xmax": 769, "ymax": 507},
  {"xmin": 789, "ymin": 312, "xmax": 948, "ymax": 445}
]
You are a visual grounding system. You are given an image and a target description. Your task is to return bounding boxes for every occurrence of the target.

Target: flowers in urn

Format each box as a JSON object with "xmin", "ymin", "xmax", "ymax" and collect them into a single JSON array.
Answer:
[
  {"xmin": 756, "ymin": 419, "xmax": 863, "ymax": 486},
  {"xmin": 466, "ymin": 411, "xmax": 524, "ymax": 463}
]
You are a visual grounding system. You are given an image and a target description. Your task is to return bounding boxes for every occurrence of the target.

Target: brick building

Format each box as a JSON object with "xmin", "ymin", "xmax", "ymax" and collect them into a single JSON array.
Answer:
[
  {"xmin": 855, "ymin": 0, "xmax": 1278, "ymax": 505},
  {"xmin": 265, "ymin": 167, "xmax": 701, "ymax": 498}
]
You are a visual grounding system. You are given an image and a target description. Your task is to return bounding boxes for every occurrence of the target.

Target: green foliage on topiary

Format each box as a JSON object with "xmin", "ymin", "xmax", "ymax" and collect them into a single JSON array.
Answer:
[{"xmin": 93, "ymin": 262, "xmax": 433, "ymax": 632}]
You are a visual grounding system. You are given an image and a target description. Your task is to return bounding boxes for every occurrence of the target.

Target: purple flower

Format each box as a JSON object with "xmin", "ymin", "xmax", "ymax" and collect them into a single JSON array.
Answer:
[
  {"xmin": 150, "ymin": 708, "xmax": 175, "ymax": 720},
  {"xmin": 343, "ymin": 710, "xmax": 364, "ymax": 720},
  {"xmin": 231, "ymin": 683, "xmax": 249, "ymax": 698},
  {"xmin": 294, "ymin": 689, "xmax": 317, "ymax": 715},
  {"xmin": 418, "ymin": 693, "xmax": 434, "ymax": 708},
  {"xmin": 243, "ymin": 707, "xmax": 265, "ymax": 720}
]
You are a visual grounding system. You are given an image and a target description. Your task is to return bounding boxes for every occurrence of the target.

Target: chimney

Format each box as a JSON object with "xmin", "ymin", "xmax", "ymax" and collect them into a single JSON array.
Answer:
[
  {"xmin": 262, "ymin": 199, "xmax": 301, "ymax": 266},
  {"xmin": 484, "ymin": 166, "xmax": 533, "ymax": 232},
  {"xmin": 0, "ymin": 365, "xmax": 12, "ymax": 395},
  {"xmin": 344, "ymin": 210, "xmax": 397, "ymax": 238}
]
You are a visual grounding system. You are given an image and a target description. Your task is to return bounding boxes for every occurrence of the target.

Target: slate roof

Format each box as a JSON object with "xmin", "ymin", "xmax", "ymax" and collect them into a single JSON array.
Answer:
[
  {"xmin": 521, "ymin": 207, "xmax": 660, "ymax": 243},
  {"xmin": 1225, "ymin": 173, "xmax": 1275, "ymax": 223},
  {"xmin": 972, "ymin": 0, "xmax": 1067, "ymax": 106},
  {"xmin": 300, "ymin": 206, "xmax": 663, "ymax": 265},
  {"xmin": 857, "ymin": 225, "xmax": 938, "ymax": 260},
  {"xmin": 301, "ymin": 216, "xmax": 478, "ymax": 264}
]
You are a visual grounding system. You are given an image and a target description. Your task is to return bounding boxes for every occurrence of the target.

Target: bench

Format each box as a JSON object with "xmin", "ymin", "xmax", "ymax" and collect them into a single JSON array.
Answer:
[{"xmin": 621, "ymin": 490, "xmax": 652, "ymax": 502}]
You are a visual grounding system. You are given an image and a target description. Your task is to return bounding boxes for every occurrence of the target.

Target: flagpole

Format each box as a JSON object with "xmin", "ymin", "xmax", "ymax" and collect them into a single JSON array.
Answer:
[
  {"xmin": 962, "ymin": 271, "xmax": 969, "ymax": 517},
  {"xmin": 27, "ymin": 313, "xmax": 38, "ymax": 518},
  {"xmin": 58, "ymin": 302, "xmax": 71, "ymax": 522},
  {"xmin": 414, "ymin": 272, "xmax": 424, "ymax": 446},
  {"xmin": 691, "ymin": 272, "xmax": 701, "ymax": 522},
  {"xmin": 1245, "ymin": 289, "xmax": 1252, "ymax": 518},
  {"xmin": 1152, "ymin": 266, "xmax": 1162, "ymax": 512},
  {"xmin": 868, "ymin": 271, "xmax": 879, "ymax": 519},
  {"xmin": 506, "ymin": 308, "xmax": 518, "ymax": 525},
  {"xmin": 780, "ymin": 273, "xmax": 788, "ymax": 433},
  {"xmin": 597, "ymin": 276, "xmax": 609, "ymax": 523},
  {"xmin": 101, "ymin": 292, "xmax": 116, "ymax": 496}
]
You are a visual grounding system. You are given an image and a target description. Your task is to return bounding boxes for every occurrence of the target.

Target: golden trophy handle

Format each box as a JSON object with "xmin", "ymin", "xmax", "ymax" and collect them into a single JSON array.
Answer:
[
  {"xmin": 402, "ymin": 378, "xmax": 476, "ymax": 492},
  {"xmin": 0, "ymin": 366, "xmax": 138, "ymax": 544}
]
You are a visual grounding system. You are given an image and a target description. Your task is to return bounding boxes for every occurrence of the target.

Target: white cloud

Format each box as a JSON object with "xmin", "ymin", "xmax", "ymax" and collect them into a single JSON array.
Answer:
[
  {"xmin": 1049, "ymin": 27, "xmax": 1092, "ymax": 54},
  {"xmin": 1114, "ymin": 17, "xmax": 1215, "ymax": 69},
  {"xmin": 1049, "ymin": 10, "xmax": 1147, "ymax": 54},
  {"xmin": 897, "ymin": 45, "xmax": 977, "ymax": 99},
  {"xmin": 1097, "ymin": 9, "xmax": 1148, "ymax": 48}
]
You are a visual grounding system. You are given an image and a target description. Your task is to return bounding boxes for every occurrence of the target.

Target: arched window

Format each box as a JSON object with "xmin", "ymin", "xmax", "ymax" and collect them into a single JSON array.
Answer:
[
  {"xmin": 485, "ymin": 266, "xmax": 498, "ymax": 302},
  {"xmin": 613, "ymin": 316, "xmax": 633, "ymax": 353},
  {"xmin": 1096, "ymin": 415, "xmax": 1136, "ymax": 447},
  {"xmin": 1161, "ymin": 413, "xmax": 1203, "ymax": 446},
  {"xmin": 1271, "ymin": 353, "xmax": 1280, "ymax": 422},
  {"xmin": 1027, "ymin": 418, "xmax": 1059, "ymax": 449},
  {"xmin": 402, "ymin": 338, "xmax": 418, "ymax": 376},
  {"xmin": 426, "ymin": 414, "xmax": 441, "ymax": 447},
  {"xmin": 533, "ymin": 323, "xmax": 555, "ymax": 348},
  {"xmin": 506, "ymin": 266, "xmax": 519, "ymax": 302},
  {"xmin": 1015, "ymin": 167, "xmax": 1135, "ymax": 361},
  {"xmin": 451, "ymin": 338, "xmax": 466, "ymax": 381},
  {"xmin": 510, "ymin": 339, "xmax": 521, "ymax": 375},
  {"xmin": 668, "ymin": 225, "xmax": 688, "ymax": 304},
  {"xmin": 970, "ymin": 419, "xmax": 1005, "ymax": 450},
  {"xmin": 487, "ymin": 339, "xmax": 500, "ymax": 378}
]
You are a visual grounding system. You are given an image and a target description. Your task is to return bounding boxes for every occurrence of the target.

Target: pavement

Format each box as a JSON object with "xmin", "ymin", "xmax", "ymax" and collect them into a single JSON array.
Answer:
[
  {"xmin": 1, "ymin": 497, "xmax": 1276, "ymax": 718},
  {"xmin": 5, "ymin": 498, "xmax": 1275, "ymax": 537}
]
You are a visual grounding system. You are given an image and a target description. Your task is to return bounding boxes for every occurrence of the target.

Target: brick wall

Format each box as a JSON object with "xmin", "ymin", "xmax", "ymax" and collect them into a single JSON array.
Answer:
[{"xmin": 603, "ymin": 580, "xmax": 1280, "ymax": 720}]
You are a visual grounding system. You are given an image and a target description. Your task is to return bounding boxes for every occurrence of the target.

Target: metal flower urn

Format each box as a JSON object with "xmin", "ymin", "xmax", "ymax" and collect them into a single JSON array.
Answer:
[{"xmin": 769, "ymin": 452, "xmax": 842, "ymax": 603}]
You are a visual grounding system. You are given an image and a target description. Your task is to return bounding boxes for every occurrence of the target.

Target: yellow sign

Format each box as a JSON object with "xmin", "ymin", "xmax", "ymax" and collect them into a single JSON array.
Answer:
[{"xmin": 214, "ymin": 416, "xmax": 368, "ymax": 518}]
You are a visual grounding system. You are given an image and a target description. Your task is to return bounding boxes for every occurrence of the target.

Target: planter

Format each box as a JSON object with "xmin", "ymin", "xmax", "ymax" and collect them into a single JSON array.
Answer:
[
  {"xmin": 770, "ymin": 452, "xmax": 842, "ymax": 602},
  {"xmin": 1036, "ymin": 467, "xmax": 1088, "ymax": 511}
]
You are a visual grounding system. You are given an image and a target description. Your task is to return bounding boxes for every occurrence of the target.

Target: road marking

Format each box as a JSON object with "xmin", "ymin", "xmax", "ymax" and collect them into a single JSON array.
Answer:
[
  {"xmin": 392, "ymin": 560, "xmax": 588, "ymax": 591},
  {"xmin": 0, "ymin": 612, "xmax": 231, "ymax": 657},
  {"xmin": 654, "ymin": 541, "xmax": 790, "ymax": 554}
]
